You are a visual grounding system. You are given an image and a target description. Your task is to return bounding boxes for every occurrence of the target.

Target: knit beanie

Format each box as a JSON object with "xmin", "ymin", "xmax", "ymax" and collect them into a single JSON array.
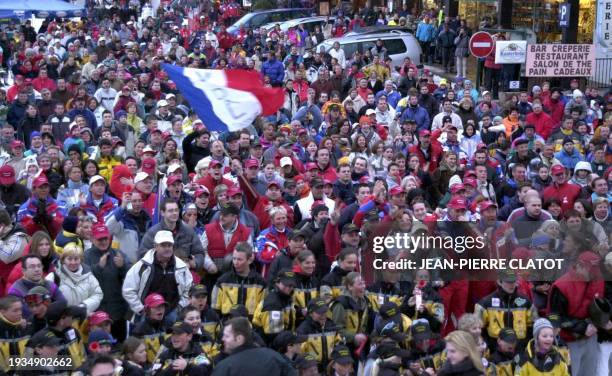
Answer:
[
  {"xmin": 533, "ymin": 318, "xmax": 554, "ymax": 340},
  {"xmin": 63, "ymin": 216, "xmax": 79, "ymax": 234}
]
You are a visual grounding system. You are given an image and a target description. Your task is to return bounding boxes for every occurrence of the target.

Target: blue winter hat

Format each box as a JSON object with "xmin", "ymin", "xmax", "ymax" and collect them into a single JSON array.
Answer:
[
  {"xmin": 115, "ymin": 110, "xmax": 127, "ymax": 120},
  {"xmin": 30, "ymin": 131, "xmax": 42, "ymax": 141},
  {"xmin": 88, "ymin": 329, "xmax": 116, "ymax": 346}
]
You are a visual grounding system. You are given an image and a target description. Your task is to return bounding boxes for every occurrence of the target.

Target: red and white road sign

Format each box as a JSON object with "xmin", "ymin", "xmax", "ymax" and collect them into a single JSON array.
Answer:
[{"xmin": 469, "ymin": 31, "xmax": 494, "ymax": 58}]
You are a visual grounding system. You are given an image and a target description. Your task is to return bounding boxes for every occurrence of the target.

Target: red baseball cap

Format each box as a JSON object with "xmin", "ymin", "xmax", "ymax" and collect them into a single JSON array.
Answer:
[
  {"xmin": 0, "ymin": 165, "xmax": 16, "ymax": 185},
  {"xmin": 89, "ymin": 311, "xmax": 113, "ymax": 326},
  {"xmin": 227, "ymin": 186, "xmax": 243, "ymax": 197},
  {"xmin": 305, "ymin": 162, "xmax": 318, "ymax": 171},
  {"xmin": 447, "ymin": 196, "xmax": 468, "ymax": 210},
  {"xmin": 166, "ymin": 175, "xmax": 182, "ymax": 186},
  {"xmin": 10, "ymin": 140, "xmax": 24, "ymax": 149},
  {"xmin": 92, "ymin": 223, "xmax": 110, "ymax": 239},
  {"xmin": 267, "ymin": 181, "xmax": 281, "ymax": 189},
  {"xmin": 464, "ymin": 170, "xmax": 476, "ymax": 178},
  {"xmin": 389, "ymin": 186, "xmax": 405, "ymax": 196},
  {"xmin": 144, "ymin": 293, "xmax": 167, "ymax": 308},
  {"xmin": 419, "ymin": 130, "xmax": 431, "ymax": 137},
  {"xmin": 24, "ymin": 78, "xmax": 33, "ymax": 85},
  {"xmin": 323, "ymin": 179, "xmax": 333, "ymax": 186},
  {"xmin": 209, "ymin": 160, "xmax": 223, "ymax": 168},
  {"xmin": 311, "ymin": 200, "xmax": 326, "ymax": 210},
  {"xmin": 551, "ymin": 165, "xmax": 565, "ymax": 175},
  {"xmin": 141, "ymin": 158, "xmax": 157, "ymax": 174},
  {"xmin": 32, "ymin": 174, "xmax": 49, "ymax": 188},
  {"xmin": 449, "ymin": 183, "xmax": 465, "ymax": 194},
  {"xmin": 463, "ymin": 177, "xmax": 477, "ymax": 188},
  {"xmin": 480, "ymin": 201, "xmax": 498, "ymax": 212},
  {"xmin": 194, "ymin": 187, "xmax": 210, "ymax": 197},
  {"xmin": 244, "ymin": 159, "xmax": 259, "ymax": 168}
]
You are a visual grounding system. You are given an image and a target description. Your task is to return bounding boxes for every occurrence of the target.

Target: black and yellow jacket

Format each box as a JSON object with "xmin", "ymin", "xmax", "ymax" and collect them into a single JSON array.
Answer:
[
  {"xmin": 320, "ymin": 266, "xmax": 350, "ymax": 301},
  {"xmin": 211, "ymin": 267, "xmax": 266, "ymax": 318},
  {"xmin": 489, "ymin": 349, "xmax": 518, "ymax": 376},
  {"xmin": 330, "ymin": 292, "xmax": 370, "ymax": 345},
  {"xmin": 366, "ymin": 281, "xmax": 405, "ymax": 314},
  {"xmin": 252, "ymin": 287, "xmax": 296, "ymax": 343},
  {"xmin": 151, "ymin": 341, "xmax": 212, "ymax": 376},
  {"xmin": 514, "ymin": 339, "xmax": 570, "ymax": 376},
  {"xmin": 0, "ymin": 314, "xmax": 30, "ymax": 373},
  {"xmin": 193, "ymin": 332, "xmax": 221, "ymax": 362},
  {"xmin": 49, "ymin": 326, "xmax": 86, "ymax": 369},
  {"xmin": 474, "ymin": 287, "xmax": 536, "ymax": 348},
  {"xmin": 403, "ymin": 340, "xmax": 446, "ymax": 372},
  {"xmin": 131, "ymin": 317, "xmax": 168, "ymax": 363},
  {"xmin": 157, "ymin": 331, "xmax": 220, "ymax": 367},
  {"xmin": 296, "ymin": 316, "xmax": 343, "ymax": 366},
  {"xmin": 200, "ymin": 308, "xmax": 222, "ymax": 341},
  {"xmin": 292, "ymin": 271, "xmax": 320, "ymax": 322},
  {"xmin": 378, "ymin": 314, "xmax": 413, "ymax": 349},
  {"xmin": 400, "ymin": 283, "xmax": 445, "ymax": 333}
]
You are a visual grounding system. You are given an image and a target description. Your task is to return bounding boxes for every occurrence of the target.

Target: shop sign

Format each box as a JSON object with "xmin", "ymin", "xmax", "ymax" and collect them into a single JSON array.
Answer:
[
  {"xmin": 595, "ymin": 0, "xmax": 612, "ymax": 58},
  {"xmin": 494, "ymin": 41, "xmax": 527, "ymax": 64},
  {"xmin": 525, "ymin": 44, "xmax": 595, "ymax": 77},
  {"xmin": 559, "ymin": 3, "xmax": 570, "ymax": 27}
]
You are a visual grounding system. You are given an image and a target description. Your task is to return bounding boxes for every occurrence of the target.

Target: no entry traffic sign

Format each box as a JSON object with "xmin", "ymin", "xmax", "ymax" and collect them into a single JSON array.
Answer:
[{"xmin": 469, "ymin": 31, "xmax": 494, "ymax": 58}]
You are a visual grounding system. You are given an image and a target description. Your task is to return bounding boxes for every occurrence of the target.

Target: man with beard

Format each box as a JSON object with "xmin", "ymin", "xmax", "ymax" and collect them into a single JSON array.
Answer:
[{"xmin": 214, "ymin": 317, "xmax": 295, "ymax": 376}]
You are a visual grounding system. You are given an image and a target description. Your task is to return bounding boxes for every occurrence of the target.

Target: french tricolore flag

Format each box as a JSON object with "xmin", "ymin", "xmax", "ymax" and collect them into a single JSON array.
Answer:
[{"xmin": 162, "ymin": 64, "xmax": 284, "ymax": 133}]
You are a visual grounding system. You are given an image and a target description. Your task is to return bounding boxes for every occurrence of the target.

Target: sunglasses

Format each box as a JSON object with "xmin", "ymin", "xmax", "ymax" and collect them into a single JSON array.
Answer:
[{"xmin": 25, "ymin": 294, "xmax": 46, "ymax": 305}]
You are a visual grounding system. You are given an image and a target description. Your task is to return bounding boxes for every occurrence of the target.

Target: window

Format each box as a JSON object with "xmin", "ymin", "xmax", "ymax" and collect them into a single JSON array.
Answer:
[
  {"xmin": 384, "ymin": 38, "xmax": 407, "ymax": 55},
  {"xmin": 247, "ymin": 14, "xmax": 269, "ymax": 28},
  {"xmin": 340, "ymin": 42, "xmax": 359, "ymax": 57},
  {"xmin": 291, "ymin": 9, "xmax": 311, "ymax": 18}
]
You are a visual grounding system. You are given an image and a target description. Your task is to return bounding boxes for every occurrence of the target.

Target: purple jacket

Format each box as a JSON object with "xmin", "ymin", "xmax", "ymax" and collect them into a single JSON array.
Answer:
[{"xmin": 8, "ymin": 277, "xmax": 66, "ymax": 318}]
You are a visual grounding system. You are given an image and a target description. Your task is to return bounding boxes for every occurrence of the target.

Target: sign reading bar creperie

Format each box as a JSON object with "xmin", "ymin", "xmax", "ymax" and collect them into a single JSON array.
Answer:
[{"xmin": 525, "ymin": 44, "xmax": 596, "ymax": 77}]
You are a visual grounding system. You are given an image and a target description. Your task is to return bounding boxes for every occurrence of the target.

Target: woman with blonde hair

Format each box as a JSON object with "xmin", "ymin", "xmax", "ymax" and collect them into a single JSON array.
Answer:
[
  {"xmin": 437, "ymin": 330, "xmax": 485, "ymax": 375},
  {"xmin": 457, "ymin": 313, "xmax": 483, "ymax": 342},
  {"xmin": 46, "ymin": 244, "xmax": 102, "ymax": 315}
]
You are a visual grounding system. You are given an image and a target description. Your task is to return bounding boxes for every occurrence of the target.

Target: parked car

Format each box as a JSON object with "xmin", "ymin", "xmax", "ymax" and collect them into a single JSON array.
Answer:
[
  {"xmin": 314, "ymin": 30, "xmax": 421, "ymax": 67},
  {"xmin": 260, "ymin": 15, "xmax": 349, "ymax": 34},
  {"xmin": 227, "ymin": 8, "xmax": 313, "ymax": 35},
  {"xmin": 344, "ymin": 26, "xmax": 415, "ymax": 37}
]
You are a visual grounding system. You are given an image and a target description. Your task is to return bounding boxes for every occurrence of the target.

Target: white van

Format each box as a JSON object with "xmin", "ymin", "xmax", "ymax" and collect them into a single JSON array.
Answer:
[{"xmin": 316, "ymin": 30, "xmax": 421, "ymax": 68}]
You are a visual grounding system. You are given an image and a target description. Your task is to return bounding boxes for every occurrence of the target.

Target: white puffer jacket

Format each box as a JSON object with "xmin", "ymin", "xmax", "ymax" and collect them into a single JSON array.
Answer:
[{"xmin": 46, "ymin": 264, "xmax": 103, "ymax": 314}]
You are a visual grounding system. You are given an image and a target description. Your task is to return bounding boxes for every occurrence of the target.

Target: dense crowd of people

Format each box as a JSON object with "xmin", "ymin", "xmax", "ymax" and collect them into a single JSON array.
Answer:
[{"xmin": 0, "ymin": 1, "xmax": 611, "ymax": 376}]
